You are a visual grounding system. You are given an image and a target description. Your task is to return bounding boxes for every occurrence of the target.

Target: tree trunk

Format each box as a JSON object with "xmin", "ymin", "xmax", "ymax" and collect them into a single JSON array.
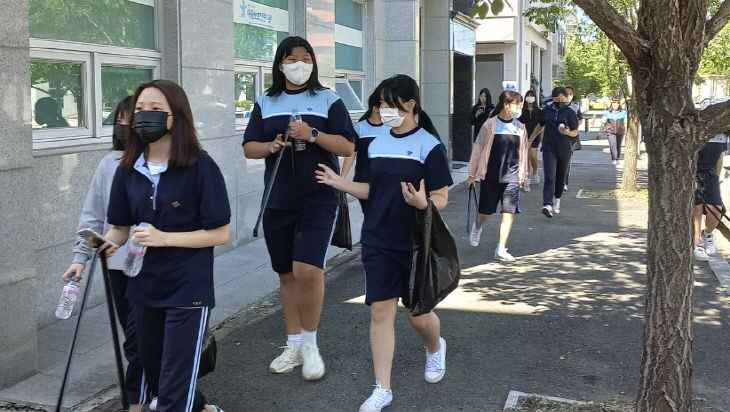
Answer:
[
  {"xmin": 635, "ymin": 121, "xmax": 697, "ymax": 412},
  {"xmin": 621, "ymin": 92, "xmax": 641, "ymax": 191}
]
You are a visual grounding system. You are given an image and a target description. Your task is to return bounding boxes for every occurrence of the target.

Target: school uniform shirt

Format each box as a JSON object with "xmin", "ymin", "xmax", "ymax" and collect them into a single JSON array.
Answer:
[
  {"xmin": 518, "ymin": 107, "xmax": 541, "ymax": 139},
  {"xmin": 539, "ymin": 104, "xmax": 579, "ymax": 154},
  {"xmin": 353, "ymin": 119, "xmax": 390, "ymax": 182},
  {"xmin": 355, "ymin": 127, "xmax": 453, "ymax": 251},
  {"xmin": 107, "ymin": 152, "xmax": 231, "ymax": 308},
  {"xmin": 486, "ymin": 117, "xmax": 523, "ymax": 183},
  {"xmin": 243, "ymin": 88, "xmax": 356, "ymax": 209},
  {"xmin": 698, "ymin": 133, "xmax": 729, "ymax": 174}
]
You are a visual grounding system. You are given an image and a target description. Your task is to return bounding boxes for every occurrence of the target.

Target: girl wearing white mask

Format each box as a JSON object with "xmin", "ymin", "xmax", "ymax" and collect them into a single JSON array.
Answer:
[
  {"xmin": 518, "ymin": 90, "xmax": 543, "ymax": 184},
  {"xmin": 316, "ymin": 75, "xmax": 452, "ymax": 412},
  {"xmin": 467, "ymin": 90, "xmax": 529, "ymax": 262},
  {"xmin": 243, "ymin": 36, "xmax": 355, "ymax": 381}
]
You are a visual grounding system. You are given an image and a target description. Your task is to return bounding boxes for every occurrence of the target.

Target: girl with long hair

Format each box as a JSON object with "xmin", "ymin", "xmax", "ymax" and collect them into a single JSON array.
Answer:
[
  {"xmin": 316, "ymin": 74, "xmax": 452, "ymax": 412},
  {"xmin": 468, "ymin": 90, "xmax": 529, "ymax": 262},
  {"xmin": 471, "ymin": 88, "xmax": 494, "ymax": 141},
  {"xmin": 243, "ymin": 36, "xmax": 356, "ymax": 381},
  {"xmin": 100, "ymin": 80, "xmax": 230, "ymax": 412},
  {"xmin": 519, "ymin": 90, "xmax": 543, "ymax": 184},
  {"xmin": 602, "ymin": 98, "xmax": 627, "ymax": 165}
]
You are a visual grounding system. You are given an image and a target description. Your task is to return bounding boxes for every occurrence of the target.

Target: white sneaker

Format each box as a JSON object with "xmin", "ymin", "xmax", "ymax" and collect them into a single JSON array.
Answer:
[
  {"xmin": 494, "ymin": 247, "xmax": 516, "ymax": 262},
  {"xmin": 533, "ymin": 174, "xmax": 541, "ymax": 184},
  {"xmin": 269, "ymin": 341, "xmax": 302, "ymax": 373},
  {"xmin": 469, "ymin": 222, "xmax": 483, "ymax": 247},
  {"xmin": 612, "ymin": 160, "xmax": 618, "ymax": 165},
  {"xmin": 149, "ymin": 397, "xmax": 158, "ymax": 410},
  {"xmin": 301, "ymin": 341, "xmax": 325, "ymax": 380},
  {"xmin": 563, "ymin": 184, "xmax": 568, "ymax": 192},
  {"xmin": 424, "ymin": 337, "xmax": 447, "ymax": 383},
  {"xmin": 694, "ymin": 246, "xmax": 710, "ymax": 261},
  {"xmin": 553, "ymin": 198, "xmax": 561, "ymax": 214},
  {"xmin": 541, "ymin": 205, "xmax": 554, "ymax": 218},
  {"xmin": 359, "ymin": 381, "xmax": 393, "ymax": 412},
  {"xmin": 703, "ymin": 230, "xmax": 717, "ymax": 255}
]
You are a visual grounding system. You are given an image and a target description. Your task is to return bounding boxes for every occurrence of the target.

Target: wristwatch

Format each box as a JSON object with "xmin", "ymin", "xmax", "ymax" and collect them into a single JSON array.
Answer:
[{"xmin": 309, "ymin": 127, "xmax": 319, "ymax": 143}]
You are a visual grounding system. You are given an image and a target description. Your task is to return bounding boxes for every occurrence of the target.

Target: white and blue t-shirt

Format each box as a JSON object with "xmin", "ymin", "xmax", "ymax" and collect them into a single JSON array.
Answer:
[
  {"xmin": 486, "ymin": 117, "xmax": 523, "ymax": 183},
  {"xmin": 243, "ymin": 88, "xmax": 356, "ymax": 208},
  {"xmin": 353, "ymin": 119, "xmax": 390, "ymax": 182},
  {"xmin": 356, "ymin": 127, "xmax": 453, "ymax": 251}
]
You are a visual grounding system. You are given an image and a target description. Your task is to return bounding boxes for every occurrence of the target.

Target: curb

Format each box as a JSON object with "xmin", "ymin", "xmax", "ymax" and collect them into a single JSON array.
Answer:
[{"xmin": 707, "ymin": 254, "xmax": 730, "ymax": 296}]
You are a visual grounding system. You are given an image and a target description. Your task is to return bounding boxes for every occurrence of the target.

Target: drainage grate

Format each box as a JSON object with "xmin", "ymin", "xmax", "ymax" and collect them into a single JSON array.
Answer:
[{"xmin": 504, "ymin": 390, "xmax": 588, "ymax": 408}]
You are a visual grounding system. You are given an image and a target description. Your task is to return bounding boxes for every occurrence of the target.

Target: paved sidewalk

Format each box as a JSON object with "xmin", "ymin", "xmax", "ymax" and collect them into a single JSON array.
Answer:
[{"xmin": 193, "ymin": 138, "xmax": 730, "ymax": 411}]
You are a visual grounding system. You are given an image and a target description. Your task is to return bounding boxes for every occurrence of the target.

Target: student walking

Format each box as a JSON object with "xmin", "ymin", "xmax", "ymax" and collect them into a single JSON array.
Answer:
[
  {"xmin": 316, "ymin": 74, "xmax": 452, "ymax": 412},
  {"xmin": 472, "ymin": 88, "xmax": 494, "ymax": 141},
  {"xmin": 563, "ymin": 86, "xmax": 583, "ymax": 190},
  {"xmin": 341, "ymin": 85, "xmax": 390, "ymax": 182},
  {"xmin": 467, "ymin": 90, "xmax": 529, "ymax": 262},
  {"xmin": 603, "ymin": 98, "xmax": 627, "ymax": 165},
  {"xmin": 694, "ymin": 132, "xmax": 729, "ymax": 260},
  {"xmin": 242, "ymin": 36, "xmax": 356, "ymax": 380},
  {"xmin": 529, "ymin": 87, "xmax": 579, "ymax": 218},
  {"xmin": 518, "ymin": 90, "xmax": 542, "ymax": 185},
  {"xmin": 101, "ymin": 80, "xmax": 230, "ymax": 412},
  {"xmin": 61, "ymin": 97, "xmax": 150, "ymax": 412}
]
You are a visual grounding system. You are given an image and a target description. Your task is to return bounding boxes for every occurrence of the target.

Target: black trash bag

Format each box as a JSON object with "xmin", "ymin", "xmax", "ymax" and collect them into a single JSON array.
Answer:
[
  {"xmin": 197, "ymin": 327, "xmax": 217, "ymax": 378},
  {"xmin": 331, "ymin": 190, "xmax": 353, "ymax": 250},
  {"xmin": 404, "ymin": 199, "xmax": 461, "ymax": 316}
]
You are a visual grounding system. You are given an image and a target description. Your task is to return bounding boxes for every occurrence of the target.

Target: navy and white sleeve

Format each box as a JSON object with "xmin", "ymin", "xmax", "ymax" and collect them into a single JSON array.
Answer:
[
  {"xmin": 198, "ymin": 156, "xmax": 232, "ymax": 230},
  {"xmin": 353, "ymin": 122, "xmax": 363, "ymax": 152},
  {"xmin": 327, "ymin": 99, "xmax": 356, "ymax": 143},
  {"xmin": 243, "ymin": 102, "xmax": 266, "ymax": 144},
  {"xmin": 424, "ymin": 144, "xmax": 453, "ymax": 193},
  {"xmin": 107, "ymin": 166, "xmax": 135, "ymax": 227}
]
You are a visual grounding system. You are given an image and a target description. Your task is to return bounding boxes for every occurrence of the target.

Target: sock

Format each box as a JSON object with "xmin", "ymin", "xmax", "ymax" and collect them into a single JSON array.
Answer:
[
  {"xmin": 498, "ymin": 243, "xmax": 506, "ymax": 251},
  {"xmin": 301, "ymin": 329, "xmax": 317, "ymax": 345},
  {"xmin": 287, "ymin": 333, "xmax": 302, "ymax": 348}
]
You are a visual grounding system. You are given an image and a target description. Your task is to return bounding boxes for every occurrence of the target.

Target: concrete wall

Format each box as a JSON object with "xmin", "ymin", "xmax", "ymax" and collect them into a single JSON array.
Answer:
[{"xmin": 421, "ymin": 0, "xmax": 452, "ymax": 156}]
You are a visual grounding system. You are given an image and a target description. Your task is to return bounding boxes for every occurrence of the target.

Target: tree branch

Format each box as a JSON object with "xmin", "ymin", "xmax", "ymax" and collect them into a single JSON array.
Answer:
[
  {"xmin": 705, "ymin": 0, "xmax": 730, "ymax": 45},
  {"xmin": 572, "ymin": 0, "xmax": 647, "ymax": 67},
  {"xmin": 700, "ymin": 100, "xmax": 730, "ymax": 137}
]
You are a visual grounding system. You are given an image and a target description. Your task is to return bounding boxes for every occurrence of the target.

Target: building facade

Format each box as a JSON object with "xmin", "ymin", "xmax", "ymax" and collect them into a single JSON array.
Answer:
[{"xmin": 0, "ymin": 0, "xmax": 479, "ymax": 388}]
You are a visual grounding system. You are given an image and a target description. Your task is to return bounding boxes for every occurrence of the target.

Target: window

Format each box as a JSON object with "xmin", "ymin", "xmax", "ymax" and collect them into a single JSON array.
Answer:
[
  {"xmin": 31, "ymin": 61, "xmax": 85, "ymax": 129},
  {"xmin": 335, "ymin": 0, "xmax": 365, "ymax": 109},
  {"xmin": 335, "ymin": 77, "xmax": 365, "ymax": 112},
  {"xmin": 235, "ymin": 71, "xmax": 258, "ymax": 128},
  {"xmin": 233, "ymin": 0, "xmax": 291, "ymax": 128},
  {"xmin": 101, "ymin": 66, "xmax": 153, "ymax": 124},
  {"xmin": 29, "ymin": 0, "xmax": 160, "ymax": 149}
]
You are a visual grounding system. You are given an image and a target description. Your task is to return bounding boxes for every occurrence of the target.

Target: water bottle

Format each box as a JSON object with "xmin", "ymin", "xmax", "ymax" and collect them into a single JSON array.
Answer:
[
  {"xmin": 129, "ymin": 222, "xmax": 149, "ymax": 256},
  {"xmin": 55, "ymin": 278, "xmax": 79, "ymax": 320},
  {"xmin": 291, "ymin": 111, "xmax": 305, "ymax": 152},
  {"xmin": 126, "ymin": 222, "xmax": 148, "ymax": 278}
]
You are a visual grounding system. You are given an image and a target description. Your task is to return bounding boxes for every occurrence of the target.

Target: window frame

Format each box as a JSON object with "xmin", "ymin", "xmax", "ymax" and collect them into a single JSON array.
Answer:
[
  {"xmin": 29, "ymin": 0, "xmax": 162, "ymax": 153},
  {"xmin": 234, "ymin": 64, "xmax": 266, "ymax": 130},
  {"xmin": 335, "ymin": 71, "xmax": 366, "ymax": 114}
]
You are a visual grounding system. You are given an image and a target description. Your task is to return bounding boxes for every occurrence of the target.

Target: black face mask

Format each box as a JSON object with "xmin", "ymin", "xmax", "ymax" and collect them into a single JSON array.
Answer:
[
  {"xmin": 132, "ymin": 110, "xmax": 170, "ymax": 144},
  {"xmin": 113, "ymin": 123, "xmax": 127, "ymax": 142},
  {"xmin": 553, "ymin": 101, "xmax": 564, "ymax": 109}
]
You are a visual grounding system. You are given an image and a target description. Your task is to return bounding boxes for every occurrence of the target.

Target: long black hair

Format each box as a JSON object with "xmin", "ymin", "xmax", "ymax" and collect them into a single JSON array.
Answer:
[
  {"xmin": 112, "ymin": 96, "xmax": 132, "ymax": 151},
  {"xmin": 359, "ymin": 84, "xmax": 382, "ymax": 122},
  {"xmin": 476, "ymin": 88, "xmax": 493, "ymax": 108},
  {"xmin": 267, "ymin": 36, "xmax": 325, "ymax": 97},
  {"xmin": 379, "ymin": 74, "xmax": 440, "ymax": 139},
  {"xmin": 490, "ymin": 90, "xmax": 523, "ymax": 118}
]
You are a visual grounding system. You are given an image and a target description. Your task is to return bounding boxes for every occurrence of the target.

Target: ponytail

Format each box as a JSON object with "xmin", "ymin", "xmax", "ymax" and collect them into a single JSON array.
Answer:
[{"xmin": 417, "ymin": 108, "xmax": 441, "ymax": 140}]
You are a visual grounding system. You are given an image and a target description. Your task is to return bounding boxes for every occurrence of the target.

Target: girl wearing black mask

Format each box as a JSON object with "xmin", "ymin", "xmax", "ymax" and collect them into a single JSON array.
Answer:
[
  {"xmin": 62, "ymin": 97, "xmax": 151, "ymax": 412},
  {"xmin": 519, "ymin": 90, "xmax": 542, "ymax": 184},
  {"xmin": 99, "ymin": 80, "xmax": 230, "ymax": 412},
  {"xmin": 472, "ymin": 88, "xmax": 494, "ymax": 141}
]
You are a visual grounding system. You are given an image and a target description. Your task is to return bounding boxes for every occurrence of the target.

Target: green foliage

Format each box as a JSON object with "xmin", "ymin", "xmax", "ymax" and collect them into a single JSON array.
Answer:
[
  {"xmin": 699, "ymin": 23, "xmax": 730, "ymax": 78},
  {"xmin": 469, "ymin": 0, "xmax": 509, "ymax": 18},
  {"xmin": 28, "ymin": 0, "xmax": 155, "ymax": 49},
  {"xmin": 563, "ymin": 24, "xmax": 624, "ymax": 98}
]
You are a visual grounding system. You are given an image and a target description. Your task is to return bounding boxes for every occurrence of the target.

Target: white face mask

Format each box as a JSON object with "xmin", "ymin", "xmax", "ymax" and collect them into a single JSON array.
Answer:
[
  {"xmin": 525, "ymin": 96, "xmax": 536, "ymax": 104},
  {"xmin": 509, "ymin": 108, "xmax": 522, "ymax": 119},
  {"xmin": 281, "ymin": 61, "xmax": 314, "ymax": 85},
  {"xmin": 380, "ymin": 108, "xmax": 406, "ymax": 128},
  {"xmin": 567, "ymin": 95, "xmax": 574, "ymax": 103}
]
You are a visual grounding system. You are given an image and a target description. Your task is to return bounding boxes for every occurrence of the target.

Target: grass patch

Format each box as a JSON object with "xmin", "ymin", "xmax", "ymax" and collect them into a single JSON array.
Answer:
[
  {"xmin": 501, "ymin": 398, "xmax": 634, "ymax": 412},
  {"xmin": 579, "ymin": 189, "xmax": 649, "ymax": 201}
]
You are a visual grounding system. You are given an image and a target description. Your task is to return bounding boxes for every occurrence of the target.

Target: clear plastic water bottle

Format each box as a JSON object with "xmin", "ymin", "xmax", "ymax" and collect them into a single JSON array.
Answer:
[
  {"xmin": 291, "ymin": 111, "xmax": 305, "ymax": 152},
  {"xmin": 126, "ymin": 222, "xmax": 148, "ymax": 278},
  {"xmin": 55, "ymin": 278, "xmax": 79, "ymax": 320}
]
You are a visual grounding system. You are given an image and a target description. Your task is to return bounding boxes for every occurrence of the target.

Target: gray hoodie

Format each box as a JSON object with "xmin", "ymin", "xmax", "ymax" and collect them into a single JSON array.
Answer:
[{"xmin": 72, "ymin": 151, "xmax": 130, "ymax": 270}]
